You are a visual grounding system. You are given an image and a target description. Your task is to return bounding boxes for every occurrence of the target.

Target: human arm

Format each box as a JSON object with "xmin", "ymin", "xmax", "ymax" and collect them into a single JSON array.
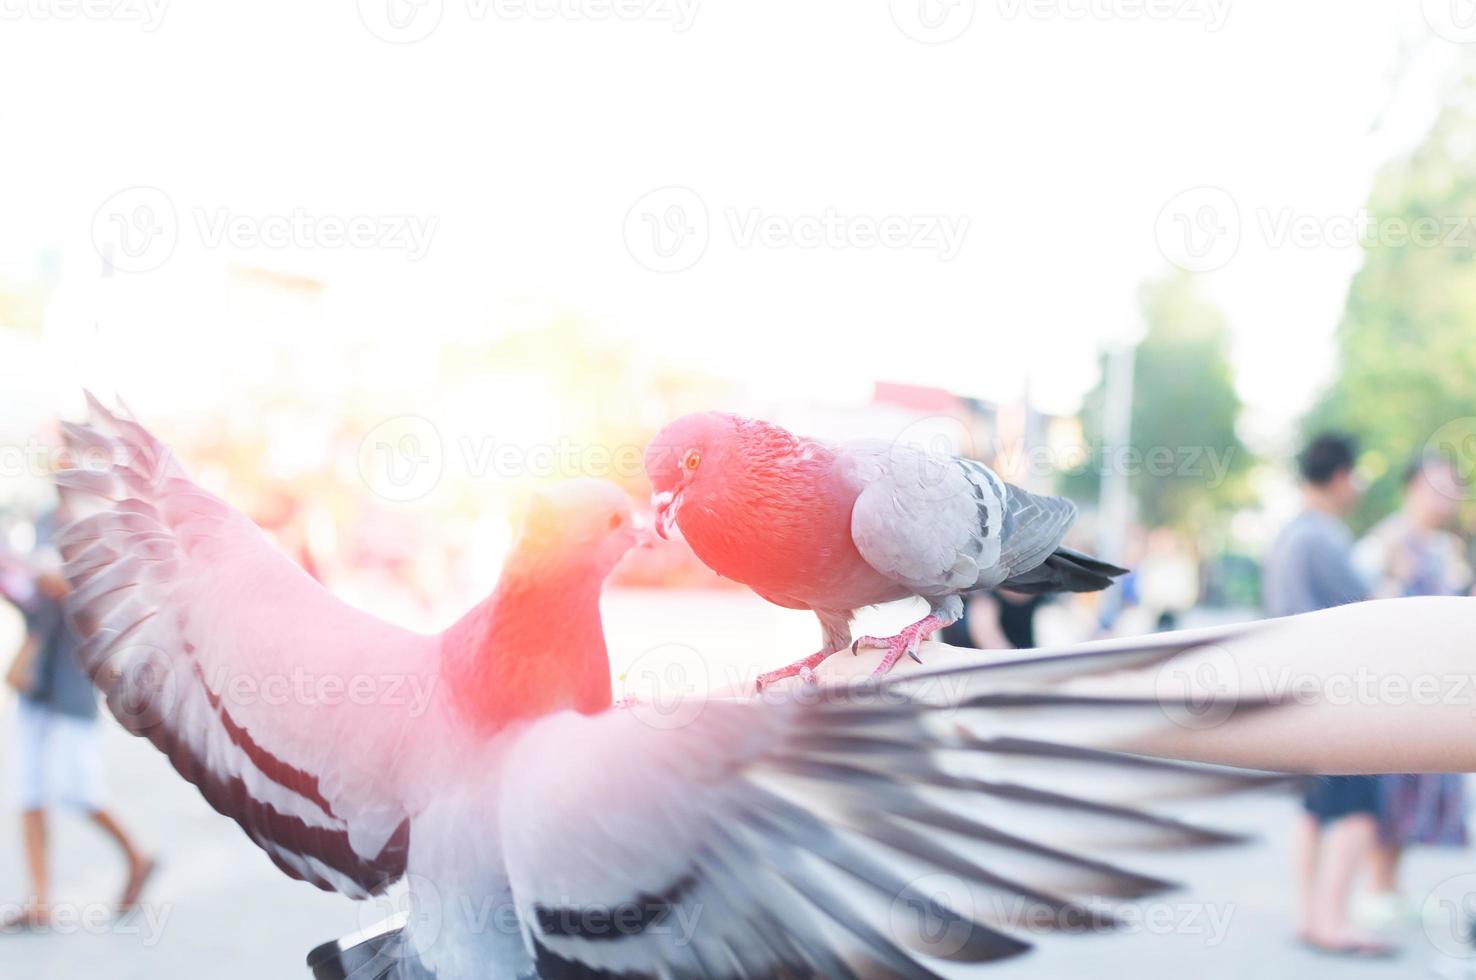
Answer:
[
  {"xmin": 5, "ymin": 633, "xmax": 39, "ymax": 695},
  {"xmin": 815, "ymin": 596, "xmax": 1476, "ymax": 775}
]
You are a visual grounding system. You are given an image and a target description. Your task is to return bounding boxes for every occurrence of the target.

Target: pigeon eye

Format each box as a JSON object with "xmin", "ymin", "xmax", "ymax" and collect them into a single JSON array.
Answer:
[
  {"xmin": 683, "ymin": 450, "xmax": 702, "ymax": 472},
  {"xmin": 608, "ymin": 514, "xmax": 624, "ymax": 530}
]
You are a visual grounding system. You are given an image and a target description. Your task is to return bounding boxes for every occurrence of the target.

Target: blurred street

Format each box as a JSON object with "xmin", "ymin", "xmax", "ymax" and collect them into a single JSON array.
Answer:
[{"xmin": 1, "ymin": 591, "xmax": 1473, "ymax": 979}]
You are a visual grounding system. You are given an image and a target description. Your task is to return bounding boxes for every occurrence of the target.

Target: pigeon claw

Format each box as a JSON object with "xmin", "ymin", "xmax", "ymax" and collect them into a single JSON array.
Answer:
[
  {"xmin": 754, "ymin": 649, "xmax": 835, "ymax": 692},
  {"xmin": 850, "ymin": 614, "xmax": 952, "ymax": 680}
]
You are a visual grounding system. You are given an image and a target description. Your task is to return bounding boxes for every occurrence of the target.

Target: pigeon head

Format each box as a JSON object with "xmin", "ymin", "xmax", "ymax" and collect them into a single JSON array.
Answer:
[
  {"xmin": 643, "ymin": 412, "xmax": 743, "ymax": 539},
  {"xmin": 518, "ymin": 478, "xmax": 640, "ymax": 574}
]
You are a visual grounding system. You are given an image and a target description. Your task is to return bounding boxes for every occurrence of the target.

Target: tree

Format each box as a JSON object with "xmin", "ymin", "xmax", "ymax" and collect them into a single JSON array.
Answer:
[
  {"xmin": 1066, "ymin": 272, "xmax": 1252, "ymax": 533},
  {"xmin": 1304, "ymin": 77, "xmax": 1476, "ymax": 530}
]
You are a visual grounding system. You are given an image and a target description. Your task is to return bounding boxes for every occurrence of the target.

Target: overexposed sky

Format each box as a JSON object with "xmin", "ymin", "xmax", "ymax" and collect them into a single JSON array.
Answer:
[{"xmin": 0, "ymin": 1, "xmax": 1463, "ymax": 447}]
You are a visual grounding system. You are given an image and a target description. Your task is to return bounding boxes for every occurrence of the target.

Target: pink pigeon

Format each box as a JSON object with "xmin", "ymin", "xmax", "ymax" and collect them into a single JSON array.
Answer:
[
  {"xmin": 54, "ymin": 397, "xmax": 1261, "ymax": 979},
  {"xmin": 644, "ymin": 412, "xmax": 1127, "ymax": 690}
]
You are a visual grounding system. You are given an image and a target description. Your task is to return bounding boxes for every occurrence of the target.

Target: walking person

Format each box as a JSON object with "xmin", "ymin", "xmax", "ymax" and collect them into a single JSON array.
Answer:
[
  {"xmin": 1353, "ymin": 455, "xmax": 1470, "ymax": 929},
  {"xmin": 1263, "ymin": 433, "xmax": 1391, "ymax": 958},
  {"xmin": 2, "ymin": 507, "xmax": 156, "ymax": 932}
]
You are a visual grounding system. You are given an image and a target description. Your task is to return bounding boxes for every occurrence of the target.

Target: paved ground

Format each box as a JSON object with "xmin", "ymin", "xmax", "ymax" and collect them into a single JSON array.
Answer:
[{"xmin": 2, "ymin": 591, "xmax": 1473, "ymax": 977}]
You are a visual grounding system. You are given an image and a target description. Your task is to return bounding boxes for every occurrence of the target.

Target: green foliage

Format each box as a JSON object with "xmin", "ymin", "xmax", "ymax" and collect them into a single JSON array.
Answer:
[
  {"xmin": 1066, "ymin": 272, "xmax": 1252, "ymax": 532},
  {"xmin": 1304, "ymin": 81, "xmax": 1476, "ymax": 530}
]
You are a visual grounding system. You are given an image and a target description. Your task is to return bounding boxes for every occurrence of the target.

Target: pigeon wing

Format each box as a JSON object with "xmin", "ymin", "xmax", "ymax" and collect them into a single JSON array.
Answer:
[
  {"xmin": 498, "ymin": 629, "xmax": 1275, "ymax": 979},
  {"xmin": 54, "ymin": 396, "xmax": 440, "ymax": 897}
]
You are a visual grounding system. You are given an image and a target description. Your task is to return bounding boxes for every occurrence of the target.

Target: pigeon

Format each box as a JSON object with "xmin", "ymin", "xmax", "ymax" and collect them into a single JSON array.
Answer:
[
  {"xmin": 644, "ymin": 412, "xmax": 1128, "ymax": 690},
  {"xmin": 56, "ymin": 397, "xmax": 1263, "ymax": 980}
]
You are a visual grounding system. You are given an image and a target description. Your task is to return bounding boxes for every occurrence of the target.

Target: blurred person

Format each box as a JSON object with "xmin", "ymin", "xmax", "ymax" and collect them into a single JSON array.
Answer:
[
  {"xmin": 939, "ymin": 589, "xmax": 1047, "ymax": 650},
  {"xmin": 1136, "ymin": 527, "xmax": 1200, "ymax": 629},
  {"xmin": 2, "ymin": 507, "xmax": 155, "ymax": 931},
  {"xmin": 1352, "ymin": 456, "xmax": 1470, "ymax": 929},
  {"xmin": 1263, "ymin": 432, "xmax": 1389, "ymax": 957}
]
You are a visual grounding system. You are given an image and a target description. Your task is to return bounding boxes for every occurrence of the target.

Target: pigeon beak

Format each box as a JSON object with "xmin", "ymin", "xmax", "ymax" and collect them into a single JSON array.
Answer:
[{"xmin": 651, "ymin": 490, "xmax": 679, "ymax": 540}]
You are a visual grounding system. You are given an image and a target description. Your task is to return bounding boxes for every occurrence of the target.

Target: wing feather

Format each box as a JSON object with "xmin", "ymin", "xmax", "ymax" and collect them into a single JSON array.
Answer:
[
  {"xmin": 55, "ymin": 396, "xmax": 441, "ymax": 897},
  {"xmin": 845, "ymin": 444, "xmax": 1081, "ymax": 598},
  {"xmin": 497, "ymin": 630, "xmax": 1277, "ymax": 979}
]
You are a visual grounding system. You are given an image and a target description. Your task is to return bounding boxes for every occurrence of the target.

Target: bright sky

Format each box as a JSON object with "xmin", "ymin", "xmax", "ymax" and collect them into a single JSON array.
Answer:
[{"xmin": 0, "ymin": 1, "xmax": 1463, "ymax": 448}]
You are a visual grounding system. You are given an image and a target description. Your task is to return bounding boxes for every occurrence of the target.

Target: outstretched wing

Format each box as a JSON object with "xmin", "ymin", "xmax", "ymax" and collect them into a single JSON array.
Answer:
[
  {"xmin": 498, "ymin": 629, "xmax": 1277, "ymax": 979},
  {"xmin": 845, "ymin": 444, "xmax": 1077, "ymax": 597},
  {"xmin": 54, "ymin": 395, "xmax": 441, "ymax": 897}
]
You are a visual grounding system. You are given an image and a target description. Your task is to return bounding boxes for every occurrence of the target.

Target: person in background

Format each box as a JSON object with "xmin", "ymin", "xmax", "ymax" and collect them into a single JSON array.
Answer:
[
  {"xmin": 939, "ymin": 589, "xmax": 1047, "ymax": 650},
  {"xmin": 1263, "ymin": 432, "xmax": 1390, "ymax": 958},
  {"xmin": 2, "ymin": 507, "xmax": 156, "ymax": 932},
  {"xmin": 1352, "ymin": 455, "xmax": 1470, "ymax": 929}
]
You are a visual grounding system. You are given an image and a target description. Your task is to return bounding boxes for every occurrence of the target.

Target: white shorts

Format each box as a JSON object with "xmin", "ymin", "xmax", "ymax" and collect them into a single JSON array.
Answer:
[{"xmin": 11, "ymin": 698, "xmax": 106, "ymax": 812}]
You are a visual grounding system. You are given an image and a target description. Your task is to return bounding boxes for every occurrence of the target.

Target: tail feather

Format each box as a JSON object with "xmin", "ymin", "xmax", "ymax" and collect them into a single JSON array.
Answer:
[{"xmin": 998, "ymin": 547, "xmax": 1127, "ymax": 594}]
